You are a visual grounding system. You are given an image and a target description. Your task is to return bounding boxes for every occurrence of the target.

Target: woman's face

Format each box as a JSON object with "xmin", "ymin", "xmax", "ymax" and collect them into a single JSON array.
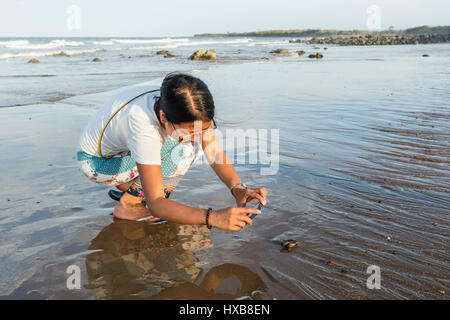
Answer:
[{"xmin": 159, "ymin": 110, "xmax": 214, "ymax": 144}]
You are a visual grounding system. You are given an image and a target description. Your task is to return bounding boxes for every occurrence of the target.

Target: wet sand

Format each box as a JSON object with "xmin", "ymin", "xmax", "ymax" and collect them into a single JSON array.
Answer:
[{"xmin": 1, "ymin": 48, "xmax": 449, "ymax": 299}]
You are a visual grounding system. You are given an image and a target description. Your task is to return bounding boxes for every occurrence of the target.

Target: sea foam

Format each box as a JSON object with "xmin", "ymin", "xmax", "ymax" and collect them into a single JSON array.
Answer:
[{"xmin": 0, "ymin": 39, "xmax": 85, "ymax": 49}]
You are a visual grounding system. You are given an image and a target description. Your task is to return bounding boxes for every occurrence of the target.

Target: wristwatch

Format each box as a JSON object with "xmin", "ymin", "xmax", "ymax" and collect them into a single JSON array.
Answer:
[{"xmin": 230, "ymin": 182, "xmax": 247, "ymax": 195}]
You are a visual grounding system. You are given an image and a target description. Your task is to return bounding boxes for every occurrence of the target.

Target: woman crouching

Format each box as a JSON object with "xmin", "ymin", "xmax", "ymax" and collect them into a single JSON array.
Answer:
[{"xmin": 77, "ymin": 72, "xmax": 267, "ymax": 231}]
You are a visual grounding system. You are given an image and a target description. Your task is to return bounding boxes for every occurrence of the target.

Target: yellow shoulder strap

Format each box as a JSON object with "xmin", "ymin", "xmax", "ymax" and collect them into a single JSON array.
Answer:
[{"xmin": 97, "ymin": 88, "xmax": 160, "ymax": 158}]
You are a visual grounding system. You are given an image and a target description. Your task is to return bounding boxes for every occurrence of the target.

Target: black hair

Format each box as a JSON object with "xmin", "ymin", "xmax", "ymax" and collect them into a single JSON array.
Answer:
[{"xmin": 153, "ymin": 72, "xmax": 215, "ymax": 124}]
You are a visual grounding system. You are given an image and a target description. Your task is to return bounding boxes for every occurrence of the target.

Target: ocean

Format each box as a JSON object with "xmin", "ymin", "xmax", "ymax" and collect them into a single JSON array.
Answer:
[{"xmin": 0, "ymin": 36, "xmax": 285, "ymax": 107}]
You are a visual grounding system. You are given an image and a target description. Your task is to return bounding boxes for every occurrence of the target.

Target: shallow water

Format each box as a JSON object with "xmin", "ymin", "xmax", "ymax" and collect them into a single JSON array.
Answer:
[{"xmin": 0, "ymin": 41, "xmax": 449, "ymax": 299}]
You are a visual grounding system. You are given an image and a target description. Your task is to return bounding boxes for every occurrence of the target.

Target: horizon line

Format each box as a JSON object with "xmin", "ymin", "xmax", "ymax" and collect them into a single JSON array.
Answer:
[{"xmin": 0, "ymin": 24, "xmax": 447, "ymax": 38}]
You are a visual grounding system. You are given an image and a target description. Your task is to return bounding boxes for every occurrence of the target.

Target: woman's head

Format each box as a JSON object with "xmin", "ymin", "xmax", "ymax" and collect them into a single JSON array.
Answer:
[
  {"xmin": 154, "ymin": 72, "xmax": 216, "ymax": 143},
  {"xmin": 154, "ymin": 72, "xmax": 215, "ymax": 123}
]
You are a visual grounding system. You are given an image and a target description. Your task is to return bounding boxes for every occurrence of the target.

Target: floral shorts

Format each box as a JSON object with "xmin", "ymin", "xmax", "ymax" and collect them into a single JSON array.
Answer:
[{"xmin": 77, "ymin": 139, "xmax": 201, "ymax": 199}]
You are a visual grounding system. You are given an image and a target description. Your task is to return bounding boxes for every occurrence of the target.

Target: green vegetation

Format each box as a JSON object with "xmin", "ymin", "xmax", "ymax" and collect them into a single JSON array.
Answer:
[{"xmin": 193, "ymin": 25, "xmax": 450, "ymax": 38}]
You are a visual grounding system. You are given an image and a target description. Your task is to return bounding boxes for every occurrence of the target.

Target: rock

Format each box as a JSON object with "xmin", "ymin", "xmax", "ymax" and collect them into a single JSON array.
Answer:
[
  {"xmin": 270, "ymin": 49, "xmax": 290, "ymax": 55},
  {"xmin": 324, "ymin": 47, "xmax": 328, "ymax": 50},
  {"xmin": 313, "ymin": 46, "xmax": 320, "ymax": 49},
  {"xmin": 308, "ymin": 52, "xmax": 323, "ymax": 59},
  {"xmin": 189, "ymin": 49, "xmax": 217, "ymax": 61},
  {"xmin": 259, "ymin": 57, "xmax": 270, "ymax": 60},
  {"xmin": 163, "ymin": 52, "xmax": 176, "ymax": 58},
  {"xmin": 422, "ymin": 54, "xmax": 429, "ymax": 57},
  {"xmin": 56, "ymin": 51, "xmax": 70, "ymax": 57},
  {"xmin": 92, "ymin": 57, "xmax": 102, "ymax": 62},
  {"xmin": 280, "ymin": 239, "xmax": 298, "ymax": 252},
  {"xmin": 156, "ymin": 50, "xmax": 172, "ymax": 55},
  {"xmin": 297, "ymin": 50, "xmax": 306, "ymax": 56},
  {"xmin": 28, "ymin": 58, "xmax": 40, "ymax": 64}
]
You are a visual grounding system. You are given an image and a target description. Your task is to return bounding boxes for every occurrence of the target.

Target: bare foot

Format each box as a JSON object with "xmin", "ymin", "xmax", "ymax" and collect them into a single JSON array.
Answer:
[
  {"xmin": 116, "ymin": 180, "xmax": 135, "ymax": 192},
  {"xmin": 113, "ymin": 192, "xmax": 163, "ymax": 222}
]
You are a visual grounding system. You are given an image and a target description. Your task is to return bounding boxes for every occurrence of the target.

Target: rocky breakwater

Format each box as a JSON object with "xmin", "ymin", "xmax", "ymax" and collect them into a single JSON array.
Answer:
[{"xmin": 289, "ymin": 33, "xmax": 450, "ymax": 46}]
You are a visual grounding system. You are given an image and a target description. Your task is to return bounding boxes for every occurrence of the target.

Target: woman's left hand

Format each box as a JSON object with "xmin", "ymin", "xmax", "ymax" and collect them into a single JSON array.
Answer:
[{"xmin": 232, "ymin": 186, "xmax": 267, "ymax": 208}]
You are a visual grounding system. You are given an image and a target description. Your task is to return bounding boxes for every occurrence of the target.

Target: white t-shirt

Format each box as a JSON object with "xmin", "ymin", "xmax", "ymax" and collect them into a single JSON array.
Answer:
[{"xmin": 78, "ymin": 83, "xmax": 169, "ymax": 165}]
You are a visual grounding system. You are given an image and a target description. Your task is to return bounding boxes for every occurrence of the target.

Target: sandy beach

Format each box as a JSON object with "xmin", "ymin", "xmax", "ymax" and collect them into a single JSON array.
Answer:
[{"xmin": 1, "ymin": 41, "xmax": 449, "ymax": 299}]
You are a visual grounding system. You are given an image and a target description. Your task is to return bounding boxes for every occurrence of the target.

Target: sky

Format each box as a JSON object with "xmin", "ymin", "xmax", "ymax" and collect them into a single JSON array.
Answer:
[{"xmin": 0, "ymin": 0, "xmax": 448, "ymax": 37}]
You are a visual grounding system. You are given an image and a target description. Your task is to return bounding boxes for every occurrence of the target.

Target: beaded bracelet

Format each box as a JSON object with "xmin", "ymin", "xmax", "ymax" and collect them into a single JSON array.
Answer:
[{"xmin": 206, "ymin": 207, "xmax": 213, "ymax": 229}]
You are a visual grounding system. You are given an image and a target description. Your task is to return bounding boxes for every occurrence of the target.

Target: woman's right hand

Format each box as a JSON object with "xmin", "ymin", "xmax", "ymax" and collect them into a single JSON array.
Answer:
[{"xmin": 209, "ymin": 207, "xmax": 261, "ymax": 231}]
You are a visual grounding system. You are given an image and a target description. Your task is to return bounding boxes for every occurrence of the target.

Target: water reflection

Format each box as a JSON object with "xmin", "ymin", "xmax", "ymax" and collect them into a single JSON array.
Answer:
[{"xmin": 85, "ymin": 219, "xmax": 267, "ymax": 300}]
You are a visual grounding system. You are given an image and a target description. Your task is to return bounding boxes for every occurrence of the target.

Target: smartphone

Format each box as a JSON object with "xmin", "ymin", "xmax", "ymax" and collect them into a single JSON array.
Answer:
[{"xmin": 247, "ymin": 199, "xmax": 263, "ymax": 220}]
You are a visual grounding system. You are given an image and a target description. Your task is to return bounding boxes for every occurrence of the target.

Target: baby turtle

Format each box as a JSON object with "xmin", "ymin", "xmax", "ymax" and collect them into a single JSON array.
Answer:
[{"xmin": 280, "ymin": 239, "xmax": 298, "ymax": 252}]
